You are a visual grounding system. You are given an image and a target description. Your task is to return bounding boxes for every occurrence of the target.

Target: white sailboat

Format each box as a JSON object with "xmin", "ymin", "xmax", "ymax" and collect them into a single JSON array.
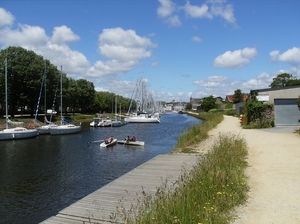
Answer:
[
  {"xmin": 49, "ymin": 66, "xmax": 81, "ymax": 135},
  {"xmin": 125, "ymin": 77, "xmax": 160, "ymax": 123},
  {"xmin": 35, "ymin": 64, "xmax": 57, "ymax": 134},
  {"xmin": 0, "ymin": 58, "xmax": 38, "ymax": 140}
]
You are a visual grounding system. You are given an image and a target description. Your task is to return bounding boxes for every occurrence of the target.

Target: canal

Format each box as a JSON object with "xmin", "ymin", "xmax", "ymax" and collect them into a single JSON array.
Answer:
[{"xmin": 0, "ymin": 113, "xmax": 202, "ymax": 223}]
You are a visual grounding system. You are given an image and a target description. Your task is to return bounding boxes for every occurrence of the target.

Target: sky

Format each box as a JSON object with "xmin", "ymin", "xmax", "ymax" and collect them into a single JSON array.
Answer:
[{"xmin": 0, "ymin": 0, "xmax": 299, "ymax": 102}]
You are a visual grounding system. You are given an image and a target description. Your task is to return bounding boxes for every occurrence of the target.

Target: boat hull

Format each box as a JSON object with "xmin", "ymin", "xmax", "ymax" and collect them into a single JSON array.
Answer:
[
  {"xmin": 117, "ymin": 140, "xmax": 145, "ymax": 146},
  {"xmin": 100, "ymin": 139, "xmax": 117, "ymax": 147},
  {"xmin": 49, "ymin": 125, "xmax": 81, "ymax": 135},
  {"xmin": 0, "ymin": 128, "xmax": 38, "ymax": 140},
  {"xmin": 124, "ymin": 116, "xmax": 160, "ymax": 123}
]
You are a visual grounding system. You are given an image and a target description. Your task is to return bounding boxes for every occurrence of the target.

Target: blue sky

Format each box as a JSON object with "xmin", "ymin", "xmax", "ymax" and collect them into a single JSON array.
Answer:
[{"xmin": 1, "ymin": 0, "xmax": 299, "ymax": 102}]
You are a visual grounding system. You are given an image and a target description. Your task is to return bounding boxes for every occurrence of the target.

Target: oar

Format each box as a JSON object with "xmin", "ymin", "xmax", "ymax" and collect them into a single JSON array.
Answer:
[{"xmin": 87, "ymin": 139, "xmax": 104, "ymax": 144}]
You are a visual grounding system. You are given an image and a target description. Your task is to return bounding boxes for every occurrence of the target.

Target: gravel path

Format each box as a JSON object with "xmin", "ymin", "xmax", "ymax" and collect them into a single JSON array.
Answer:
[{"xmin": 194, "ymin": 116, "xmax": 300, "ymax": 224}]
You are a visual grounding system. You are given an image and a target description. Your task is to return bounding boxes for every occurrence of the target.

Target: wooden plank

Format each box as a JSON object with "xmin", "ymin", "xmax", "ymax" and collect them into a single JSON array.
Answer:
[{"xmin": 41, "ymin": 154, "xmax": 200, "ymax": 224}]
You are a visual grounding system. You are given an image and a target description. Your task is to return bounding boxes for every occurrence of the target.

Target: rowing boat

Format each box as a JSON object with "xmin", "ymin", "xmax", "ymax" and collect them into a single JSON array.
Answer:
[
  {"xmin": 100, "ymin": 138, "xmax": 117, "ymax": 147},
  {"xmin": 117, "ymin": 140, "xmax": 145, "ymax": 146}
]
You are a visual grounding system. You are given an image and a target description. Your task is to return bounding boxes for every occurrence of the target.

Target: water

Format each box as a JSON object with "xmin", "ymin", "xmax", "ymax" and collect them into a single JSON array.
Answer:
[{"xmin": 0, "ymin": 113, "xmax": 202, "ymax": 224}]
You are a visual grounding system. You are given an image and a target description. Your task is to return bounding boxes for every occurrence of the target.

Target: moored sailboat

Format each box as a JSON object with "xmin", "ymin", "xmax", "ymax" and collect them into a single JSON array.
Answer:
[
  {"xmin": 0, "ymin": 58, "xmax": 38, "ymax": 140},
  {"xmin": 49, "ymin": 66, "xmax": 81, "ymax": 135}
]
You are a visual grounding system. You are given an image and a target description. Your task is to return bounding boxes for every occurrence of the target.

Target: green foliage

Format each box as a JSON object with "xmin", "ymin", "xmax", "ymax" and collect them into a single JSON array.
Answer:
[
  {"xmin": 233, "ymin": 89, "xmax": 243, "ymax": 103},
  {"xmin": 201, "ymin": 95, "xmax": 217, "ymax": 112},
  {"xmin": 0, "ymin": 46, "xmax": 133, "ymax": 117},
  {"xmin": 298, "ymin": 96, "xmax": 300, "ymax": 109},
  {"xmin": 185, "ymin": 102, "xmax": 192, "ymax": 111},
  {"xmin": 174, "ymin": 111, "xmax": 224, "ymax": 151},
  {"xmin": 225, "ymin": 109, "xmax": 235, "ymax": 116},
  {"xmin": 269, "ymin": 73, "xmax": 300, "ymax": 88},
  {"xmin": 244, "ymin": 91, "xmax": 274, "ymax": 128},
  {"xmin": 225, "ymin": 103, "xmax": 233, "ymax": 109},
  {"xmin": 121, "ymin": 133, "xmax": 249, "ymax": 224}
]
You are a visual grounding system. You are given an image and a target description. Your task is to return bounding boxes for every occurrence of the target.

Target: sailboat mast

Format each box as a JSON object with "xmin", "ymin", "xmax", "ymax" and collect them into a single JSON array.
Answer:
[
  {"xmin": 60, "ymin": 66, "xmax": 63, "ymax": 125},
  {"xmin": 44, "ymin": 63, "xmax": 47, "ymax": 123},
  {"xmin": 5, "ymin": 58, "xmax": 8, "ymax": 129}
]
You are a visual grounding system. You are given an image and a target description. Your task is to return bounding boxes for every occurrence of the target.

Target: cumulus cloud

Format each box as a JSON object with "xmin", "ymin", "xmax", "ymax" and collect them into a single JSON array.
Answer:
[
  {"xmin": 213, "ymin": 47, "xmax": 258, "ymax": 68},
  {"xmin": 194, "ymin": 76, "xmax": 227, "ymax": 87},
  {"xmin": 157, "ymin": 0, "xmax": 236, "ymax": 27},
  {"xmin": 0, "ymin": 24, "xmax": 48, "ymax": 47},
  {"xmin": 183, "ymin": 1, "xmax": 212, "ymax": 19},
  {"xmin": 270, "ymin": 47, "xmax": 300, "ymax": 67},
  {"xmin": 0, "ymin": 8, "xmax": 14, "ymax": 27},
  {"xmin": 0, "ymin": 20, "xmax": 90, "ymax": 76},
  {"xmin": 86, "ymin": 27, "xmax": 157, "ymax": 78},
  {"xmin": 51, "ymin": 25, "xmax": 80, "ymax": 45},
  {"xmin": 192, "ymin": 36, "xmax": 202, "ymax": 42},
  {"xmin": 157, "ymin": 0, "xmax": 176, "ymax": 18}
]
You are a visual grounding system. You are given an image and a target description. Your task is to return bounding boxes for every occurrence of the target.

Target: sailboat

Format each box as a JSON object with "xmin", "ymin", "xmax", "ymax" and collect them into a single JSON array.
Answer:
[
  {"xmin": 0, "ymin": 58, "xmax": 38, "ymax": 140},
  {"xmin": 49, "ymin": 66, "xmax": 81, "ymax": 135},
  {"xmin": 124, "ymin": 77, "xmax": 160, "ymax": 123},
  {"xmin": 35, "ymin": 64, "xmax": 57, "ymax": 134}
]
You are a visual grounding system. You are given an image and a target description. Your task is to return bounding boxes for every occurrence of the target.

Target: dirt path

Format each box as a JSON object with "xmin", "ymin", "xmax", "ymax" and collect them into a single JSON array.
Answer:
[{"xmin": 195, "ymin": 116, "xmax": 300, "ymax": 224}]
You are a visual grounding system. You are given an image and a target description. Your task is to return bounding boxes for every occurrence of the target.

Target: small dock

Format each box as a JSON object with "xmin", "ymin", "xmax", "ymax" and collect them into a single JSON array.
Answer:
[{"xmin": 41, "ymin": 154, "xmax": 200, "ymax": 224}]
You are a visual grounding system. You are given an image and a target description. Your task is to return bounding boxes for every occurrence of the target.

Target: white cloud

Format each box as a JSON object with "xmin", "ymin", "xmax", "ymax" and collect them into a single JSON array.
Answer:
[
  {"xmin": 0, "ymin": 8, "xmax": 14, "ymax": 27},
  {"xmin": 194, "ymin": 76, "xmax": 227, "ymax": 87},
  {"xmin": 157, "ymin": 0, "xmax": 176, "ymax": 18},
  {"xmin": 85, "ymin": 27, "xmax": 157, "ymax": 78},
  {"xmin": 157, "ymin": 0, "xmax": 237, "ymax": 27},
  {"xmin": 51, "ymin": 25, "xmax": 80, "ymax": 45},
  {"xmin": 166, "ymin": 15, "xmax": 181, "ymax": 27},
  {"xmin": 213, "ymin": 47, "xmax": 258, "ymax": 68},
  {"xmin": 192, "ymin": 36, "xmax": 202, "ymax": 42},
  {"xmin": 0, "ymin": 24, "xmax": 48, "ymax": 47},
  {"xmin": 210, "ymin": 1, "xmax": 236, "ymax": 24},
  {"xmin": 270, "ymin": 47, "xmax": 300, "ymax": 67},
  {"xmin": 99, "ymin": 27, "xmax": 156, "ymax": 61},
  {"xmin": 183, "ymin": 1, "xmax": 212, "ymax": 19}
]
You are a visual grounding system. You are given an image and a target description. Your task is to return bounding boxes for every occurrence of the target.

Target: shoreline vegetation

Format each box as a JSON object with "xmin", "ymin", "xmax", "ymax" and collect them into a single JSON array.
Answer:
[{"xmin": 108, "ymin": 111, "xmax": 250, "ymax": 224}]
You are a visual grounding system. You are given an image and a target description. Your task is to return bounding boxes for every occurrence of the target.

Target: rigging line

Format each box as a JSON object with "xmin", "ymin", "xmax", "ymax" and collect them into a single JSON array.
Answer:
[{"xmin": 34, "ymin": 68, "xmax": 46, "ymax": 125}]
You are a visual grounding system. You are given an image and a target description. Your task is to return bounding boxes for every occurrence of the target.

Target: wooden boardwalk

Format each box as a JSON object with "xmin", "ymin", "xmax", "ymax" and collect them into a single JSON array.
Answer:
[{"xmin": 41, "ymin": 154, "xmax": 200, "ymax": 224}]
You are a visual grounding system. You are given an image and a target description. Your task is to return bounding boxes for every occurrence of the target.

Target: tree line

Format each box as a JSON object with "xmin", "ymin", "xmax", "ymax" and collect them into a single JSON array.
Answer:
[{"xmin": 0, "ymin": 46, "xmax": 134, "ymax": 118}]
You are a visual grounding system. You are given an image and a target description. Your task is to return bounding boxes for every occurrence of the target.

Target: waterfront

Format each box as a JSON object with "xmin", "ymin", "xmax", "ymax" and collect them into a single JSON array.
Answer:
[{"xmin": 0, "ymin": 113, "xmax": 202, "ymax": 224}]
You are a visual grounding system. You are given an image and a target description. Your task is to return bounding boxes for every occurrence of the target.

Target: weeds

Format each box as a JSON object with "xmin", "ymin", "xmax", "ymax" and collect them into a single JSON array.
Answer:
[{"xmin": 113, "ymin": 133, "xmax": 249, "ymax": 224}]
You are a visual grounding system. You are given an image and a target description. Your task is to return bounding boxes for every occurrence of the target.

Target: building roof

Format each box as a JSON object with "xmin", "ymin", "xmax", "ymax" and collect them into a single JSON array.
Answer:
[
  {"xmin": 226, "ymin": 94, "xmax": 249, "ymax": 103},
  {"xmin": 251, "ymin": 85, "xmax": 300, "ymax": 92}
]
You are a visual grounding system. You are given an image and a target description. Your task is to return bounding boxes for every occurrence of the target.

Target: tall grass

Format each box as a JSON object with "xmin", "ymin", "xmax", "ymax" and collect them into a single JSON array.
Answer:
[
  {"xmin": 101, "ymin": 112, "xmax": 250, "ymax": 223},
  {"xmin": 173, "ymin": 112, "xmax": 224, "ymax": 153},
  {"xmin": 116, "ymin": 133, "xmax": 249, "ymax": 224}
]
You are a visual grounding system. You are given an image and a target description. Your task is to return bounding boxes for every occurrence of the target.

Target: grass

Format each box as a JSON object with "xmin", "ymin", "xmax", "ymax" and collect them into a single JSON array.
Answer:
[
  {"xmin": 111, "ymin": 132, "xmax": 249, "ymax": 224},
  {"xmin": 107, "ymin": 112, "xmax": 249, "ymax": 224},
  {"xmin": 172, "ymin": 111, "xmax": 224, "ymax": 153}
]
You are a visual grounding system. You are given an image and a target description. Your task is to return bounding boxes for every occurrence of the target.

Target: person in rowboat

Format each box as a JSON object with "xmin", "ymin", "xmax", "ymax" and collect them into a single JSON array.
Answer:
[
  {"xmin": 131, "ymin": 136, "xmax": 136, "ymax": 142},
  {"xmin": 104, "ymin": 137, "xmax": 109, "ymax": 144},
  {"xmin": 110, "ymin": 136, "xmax": 114, "ymax": 143}
]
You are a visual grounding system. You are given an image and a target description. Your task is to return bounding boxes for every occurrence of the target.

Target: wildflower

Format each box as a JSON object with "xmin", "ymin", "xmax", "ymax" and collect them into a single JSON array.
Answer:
[{"xmin": 217, "ymin": 191, "xmax": 222, "ymax": 195}]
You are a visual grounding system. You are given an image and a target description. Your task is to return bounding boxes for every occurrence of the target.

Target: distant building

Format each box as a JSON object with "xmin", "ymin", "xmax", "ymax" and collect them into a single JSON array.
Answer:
[
  {"xmin": 225, "ymin": 94, "xmax": 249, "ymax": 114},
  {"xmin": 250, "ymin": 85, "xmax": 300, "ymax": 126},
  {"xmin": 190, "ymin": 96, "xmax": 202, "ymax": 111}
]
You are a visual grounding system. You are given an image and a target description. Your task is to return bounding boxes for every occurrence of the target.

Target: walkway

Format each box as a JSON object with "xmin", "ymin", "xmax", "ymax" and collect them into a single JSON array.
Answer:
[{"xmin": 41, "ymin": 154, "xmax": 200, "ymax": 224}]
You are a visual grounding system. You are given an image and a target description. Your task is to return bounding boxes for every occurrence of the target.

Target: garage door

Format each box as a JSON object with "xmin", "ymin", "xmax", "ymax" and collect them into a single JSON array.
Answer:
[{"xmin": 274, "ymin": 99, "xmax": 300, "ymax": 126}]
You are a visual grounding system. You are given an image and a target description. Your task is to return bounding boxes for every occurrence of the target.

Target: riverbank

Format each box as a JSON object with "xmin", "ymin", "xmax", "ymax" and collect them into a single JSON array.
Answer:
[{"xmin": 194, "ymin": 115, "xmax": 300, "ymax": 223}]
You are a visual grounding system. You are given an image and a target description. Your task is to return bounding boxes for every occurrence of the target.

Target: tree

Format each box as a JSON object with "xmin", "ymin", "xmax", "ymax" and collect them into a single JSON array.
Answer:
[
  {"xmin": 185, "ymin": 102, "xmax": 192, "ymax": 111},
  {"xmin": 201, "ymin": 95, "xmax": 216, "ymax": 112},
  {"xmin": 269, "ymin": 73, "xmax": 300, "ymax": 88},
  {"xmin": 233, "ymin": 89, "xmax": 244, "ymax": 103}
]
